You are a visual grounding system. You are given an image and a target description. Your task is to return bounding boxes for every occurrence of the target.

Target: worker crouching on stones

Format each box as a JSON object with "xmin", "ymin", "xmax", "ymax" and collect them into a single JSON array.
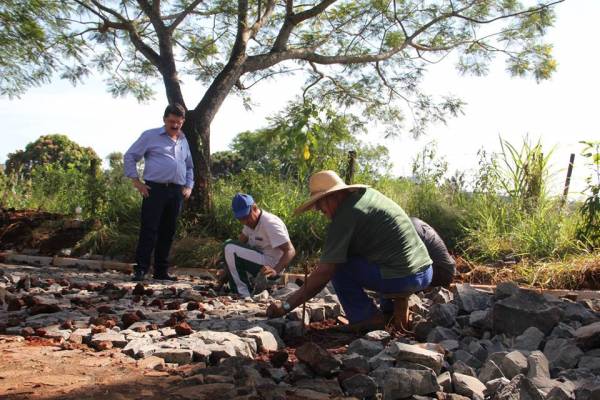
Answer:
[
  {"xmin": 218, "ymin": 193, "xmax": 296, "ymax": 299},
  {"xmin": 266, "ymin": 170, "xmax": 432, "ymax": 332}
]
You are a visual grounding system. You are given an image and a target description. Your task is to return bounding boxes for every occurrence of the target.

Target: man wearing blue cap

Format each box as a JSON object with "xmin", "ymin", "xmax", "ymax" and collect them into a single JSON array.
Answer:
[{"xmin": 220, "ymin": 193, "xmax": 296, "ymax": 298}]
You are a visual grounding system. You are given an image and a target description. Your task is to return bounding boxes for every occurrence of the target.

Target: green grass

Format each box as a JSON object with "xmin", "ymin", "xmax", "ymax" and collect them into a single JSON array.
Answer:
[{"xmin": 2, "ymin": 157, "xmax": 598, "ymax": 275}]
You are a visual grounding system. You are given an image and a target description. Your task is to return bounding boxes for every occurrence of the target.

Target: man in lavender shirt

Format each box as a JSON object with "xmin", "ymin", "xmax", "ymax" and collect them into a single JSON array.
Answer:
[{"xmin": 124, "ymin": 103, "xmax": 194, "ymax": 281}]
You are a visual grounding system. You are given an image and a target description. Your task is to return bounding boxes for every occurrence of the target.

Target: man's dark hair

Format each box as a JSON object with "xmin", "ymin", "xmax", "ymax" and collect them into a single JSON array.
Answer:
[{"xmin": 164, "ymin": 103, "xmax": 186, "ymax": 119}]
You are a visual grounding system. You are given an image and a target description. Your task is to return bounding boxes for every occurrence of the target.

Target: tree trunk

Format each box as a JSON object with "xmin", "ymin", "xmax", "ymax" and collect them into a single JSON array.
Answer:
[
  {"xmin": 183, "ymin": 113, "xmax": 211, "ymax": 214},
  {"xmin": 184, "ymin": 60, "xmax": 246, "ymax": 213}
]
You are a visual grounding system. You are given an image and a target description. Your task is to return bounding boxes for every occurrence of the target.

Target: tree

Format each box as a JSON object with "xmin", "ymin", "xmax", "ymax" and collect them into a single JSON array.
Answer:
[
  {"xmin": 211, "ymin": 150, "xmax": 245, "ymax": 178},
  {"xmin": 0, "ymin": 0, "xmax": 80, "ymax": 96},
  {"xmin": 2, "ymin": 0, "xmax": 563, "ymax": 211},
  {"xmin": 5, "ymin": 134, "xmax": 100, "ymax": 177},
  {"xmin": 230, "ymin": 99, "xmax": 391, "ymax": 179}
]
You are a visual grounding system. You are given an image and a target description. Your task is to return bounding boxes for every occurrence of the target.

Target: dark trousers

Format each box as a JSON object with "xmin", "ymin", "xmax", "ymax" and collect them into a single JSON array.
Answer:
[{"xmin": 135, "ymin": 182, "xmax": 183, "ymax": 275}]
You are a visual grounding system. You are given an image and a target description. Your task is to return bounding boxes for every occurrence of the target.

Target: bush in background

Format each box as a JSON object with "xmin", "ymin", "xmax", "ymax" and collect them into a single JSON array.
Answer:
[{"xmin": 2, "ymin": 133, "xmax": 597, "ymax": 271}]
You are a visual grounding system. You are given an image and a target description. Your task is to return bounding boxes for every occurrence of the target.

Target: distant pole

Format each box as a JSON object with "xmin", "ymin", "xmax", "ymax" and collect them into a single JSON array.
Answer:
[
  {"xmin": 345, "ymin": 150, "xmax": 356, "ymax": 184},
  {"xmin": 561, "ymin": 153, "xmax": 575, "ymax": 206},
  {"xmin": 88, "ymin": 158, "xmax": 100, "ymax": 216}
]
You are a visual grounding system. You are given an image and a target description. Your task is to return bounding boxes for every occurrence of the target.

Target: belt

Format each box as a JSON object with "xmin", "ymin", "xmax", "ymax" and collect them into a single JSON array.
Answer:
[{"xmin": 145, "ymin": 180, "xmax": 182, "ymax": 188}]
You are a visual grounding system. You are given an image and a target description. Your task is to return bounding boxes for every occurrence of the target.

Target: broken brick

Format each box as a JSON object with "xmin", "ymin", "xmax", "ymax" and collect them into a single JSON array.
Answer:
[
  {"xmin": 21, "ymin": 327, "xmax": 35, "ymax": 336},
  {"xmin": 174, "ymin": 321, "xmax": 193, "ymax": 336},
  {"xmin": 150, "ymin": 299, "xmax": 164, "ymax": 309},
  {"xmin": 91, "ymin": 325, "xmax": 107, "ymax": 334},
  {"xmin": 121, "ymin": 312, "xmax": 140, "ymax": 328},
  {"xmin": 132, "ymin": 283, "xmax": 146, "ymax": 296}
]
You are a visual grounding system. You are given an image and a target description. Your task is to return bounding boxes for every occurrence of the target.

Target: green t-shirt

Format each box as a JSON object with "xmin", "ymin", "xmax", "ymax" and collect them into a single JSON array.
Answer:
[{"xmin": 320, "ymin": 188, "xmax": 432, "ymax": 279}]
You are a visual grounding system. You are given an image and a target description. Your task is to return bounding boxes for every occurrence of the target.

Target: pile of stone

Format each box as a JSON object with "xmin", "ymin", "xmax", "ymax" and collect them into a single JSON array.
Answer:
[
  {"xmin": 0, "ymin": 264, "xmax": 341, "ymax": 366},
  {"xmin": 2, "ymin": 262, "xmax": 600, "ymax": 400},
  {"xmin": 403, "ymin": 283, "xmax": 600, "ymax": 400}
]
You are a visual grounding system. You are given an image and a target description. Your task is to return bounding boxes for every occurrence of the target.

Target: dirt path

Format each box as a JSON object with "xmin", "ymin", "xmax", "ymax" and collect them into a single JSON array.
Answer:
[{"xmin": 0, "ymin": 336, "xmax": 181, "ymax": 400}]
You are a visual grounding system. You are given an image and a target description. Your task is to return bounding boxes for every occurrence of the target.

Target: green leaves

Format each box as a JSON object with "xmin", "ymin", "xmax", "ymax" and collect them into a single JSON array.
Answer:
[
  {"xmin": 184, "ymin": 36, "xmax": 219, "ymax": 65},
  {"xmin": 1, "ymin": 0, "xmax": 563, "ymax": 168},
  {"xmin": 576, "ymin": 140, "xmax": 600, "ymax": 249},
  {"xmin": 5, "ymin": 134, "xmax": 101, "ymax": 178},
  {"xmin": 0, "ymin": 0, "xmax": 80, "ymax": 97},
  {"xmin": 229, "ymin": 98, "xmax": 390, "ymax": 181},
  {"xmin": 107, "ymin": 76, "xmax": 155, "ymax": 102}
]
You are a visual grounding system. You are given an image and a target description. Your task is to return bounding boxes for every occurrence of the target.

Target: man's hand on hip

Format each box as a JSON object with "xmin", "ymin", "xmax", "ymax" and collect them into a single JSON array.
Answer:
[
  {"xmin": 132, "ymin": 179, "xmax": 150, "ymax": 198},
  {"xmin": 182, "ymin": 187, "xmax": 192, "ymax": 199}
]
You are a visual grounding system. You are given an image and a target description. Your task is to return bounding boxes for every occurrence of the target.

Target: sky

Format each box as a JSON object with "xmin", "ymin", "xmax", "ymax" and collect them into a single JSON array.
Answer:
[{"xmin": 1, "ymin": 0, "xmax": 598, "ymax": 199}]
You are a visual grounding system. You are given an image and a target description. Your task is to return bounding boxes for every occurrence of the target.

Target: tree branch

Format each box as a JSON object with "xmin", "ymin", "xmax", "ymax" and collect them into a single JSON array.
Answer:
[
  {"xmin": 290, "ymin": 0, "xmax": 337, "ymax": 25},
  {"xmin": 248, "ymin": 0, "xmax": 276, "ymax": 39},
  {"xmin": 272, "ymin": 0, "xmax": 337, "ymax": 52},
  {"xmin": 237, "ymin": 67, "xmax": 303, "ymax": 90},
  {"xmin": 136, "ymin": 0, "xmax": 166, "ymax": 34},
  {"xmin": 88, "ymin": 0, "xmax": 128, "ymax": 22},
  {"xmin": 231, "ymin": 0, "xmax": 250, "ymax": 60},
  {"xmin": 454, "ymin": 0, "xmax": 564, "ymax": 25},
  {"xmin": 168, "ymin": 0, "xmax": 205, "ymax": 31}
]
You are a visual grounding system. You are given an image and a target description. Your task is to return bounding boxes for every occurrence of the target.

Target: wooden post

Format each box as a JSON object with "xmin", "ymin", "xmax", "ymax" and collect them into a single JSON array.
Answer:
[
  {"xmin": 562, "ymin": 153, "xmax": 575, "ymax": 206},
  {"xmin": 87, "ymin": 158, "xmax": 100, "ymax": 216},
  {"xmin": 345, "ymin": 150, "xmax": 356, "ymax": 184}
]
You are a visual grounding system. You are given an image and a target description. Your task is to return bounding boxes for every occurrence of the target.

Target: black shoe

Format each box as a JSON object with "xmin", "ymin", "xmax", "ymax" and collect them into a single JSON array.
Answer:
[
  {"xmin": 132, "ymin": 269, "xmax": 147, "ymax": 282},
  {"xmin": 152, "ymin": 273, "xmax": 177, "ymax": 281}
]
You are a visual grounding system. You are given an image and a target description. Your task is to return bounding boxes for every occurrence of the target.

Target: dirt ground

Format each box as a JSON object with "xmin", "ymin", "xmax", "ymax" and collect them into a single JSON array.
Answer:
[
  {"xmin": 0, "ymin": 323, "xmax": 360, "ymax": 400},
  {"xmin": 0, "ymin": 335, "xmax": 183, "ymax": 400}
]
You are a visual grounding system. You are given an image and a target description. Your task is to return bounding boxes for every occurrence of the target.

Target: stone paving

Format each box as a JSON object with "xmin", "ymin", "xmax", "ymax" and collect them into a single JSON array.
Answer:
[{"xmin": 1, "ymin": 263, "xmax": 600, "ymax": 400}]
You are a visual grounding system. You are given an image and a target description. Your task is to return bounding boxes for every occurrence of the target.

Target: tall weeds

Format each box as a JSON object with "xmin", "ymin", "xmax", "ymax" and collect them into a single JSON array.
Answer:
[{"xmin": 1, "ymin": 136, "xmax": 594, "ymax": 266}]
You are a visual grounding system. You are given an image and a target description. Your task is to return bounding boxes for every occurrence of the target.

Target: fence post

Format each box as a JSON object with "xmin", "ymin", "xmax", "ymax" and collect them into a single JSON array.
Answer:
[
  {"xmin": 87, "ymin": 158, "xmax": 100, "ymax": 216},
  {"xmin": 561, "ymin": 153, "xmax": 575, "ymax": 207},
  {"xmin": 345, "ymin": 150, "xmax": 357, "ymax": 184}
]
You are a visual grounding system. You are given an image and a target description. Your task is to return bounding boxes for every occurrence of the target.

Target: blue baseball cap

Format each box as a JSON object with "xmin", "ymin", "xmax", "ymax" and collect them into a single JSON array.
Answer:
[{"xmin": 232, "ymin": 193, "xmax": 254, "ymax": 219}]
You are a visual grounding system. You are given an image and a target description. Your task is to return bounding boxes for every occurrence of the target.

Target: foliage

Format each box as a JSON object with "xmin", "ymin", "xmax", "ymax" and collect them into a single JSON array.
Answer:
[
  {"xmin": 576, "ymin": 140, "xmax": 600, "ymax": 249},
  {"xmin": 2, "ymin": 131, "xmax": 594, "ymax": 270},
  {"xmin": 411, "ymin": 141, "xmax": 449, "ymax": 185},
  {"xmin": 170, "ymin": 237, "xmax": 226, "ymax": 268},
  {"xmin": 2, "ymin": 1, "xmax": 563, "ymax": 213},
  {"xmin": 459, "ymin": 137, "xmax": 578, "ymax": 261},
  {"xmin": 211, "ymin": 151, "xmax": 244, "ymax": 179},
  {"xmin": 495, "ymin": 136, "xmax": 554, "ymax": 212},
  {"xmin": 2, "ymin": 0, "xmax": 560, "ymax": 121},
  {"xmin": 228, "ymin": 99, "xmax": 391, "ymax": 181},
  {"xmin": 0, "ymin": 0, "xmax": 80, "ymax": 98},
  {"xmin": 0, "ymin": 0, "xmax": 562, "ymax": 210},
  {"xmin": 5, "ymin": 134, "xmax": 100, "ymax": 178}
]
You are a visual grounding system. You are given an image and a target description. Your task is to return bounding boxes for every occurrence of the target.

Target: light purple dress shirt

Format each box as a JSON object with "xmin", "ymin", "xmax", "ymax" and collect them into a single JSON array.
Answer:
[{"xmin": 123, "ymin": 126, "xmax": 194, "ymax": 188}]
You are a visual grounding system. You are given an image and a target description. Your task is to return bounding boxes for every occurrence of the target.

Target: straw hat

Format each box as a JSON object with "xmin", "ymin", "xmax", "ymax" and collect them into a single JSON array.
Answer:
[{"xmin": 294, "ymin": 170, "xmax": 369, "ymax": 214}]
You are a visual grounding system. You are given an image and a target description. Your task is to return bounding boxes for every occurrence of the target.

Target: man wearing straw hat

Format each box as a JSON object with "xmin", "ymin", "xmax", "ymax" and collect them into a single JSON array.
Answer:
[{"xmin": 266, "ymin": 170, "xmax": 433, "ymax": 331}]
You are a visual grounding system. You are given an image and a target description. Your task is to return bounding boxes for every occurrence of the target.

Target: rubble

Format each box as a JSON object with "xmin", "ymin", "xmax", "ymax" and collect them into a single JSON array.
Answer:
[{"xmin": 2, "ymin": 262, "xmax": 600, "ymax": 399}]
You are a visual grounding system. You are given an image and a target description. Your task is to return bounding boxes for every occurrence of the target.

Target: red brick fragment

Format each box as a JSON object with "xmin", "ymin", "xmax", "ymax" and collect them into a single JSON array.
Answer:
[
  {"xmin": 132, "ymin": 283, "xmax": 146, "ymax": 296},
  {"xmin": 174, "ymin": 321, "xmax": 193, "ymax": 336},
  {"xmin": 121, "ymin": 312, "xmax": 140, "ymax": 328},
  {"xmin": 21, "ymin": 327, "xmax": 35, "ymax": 336}
]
